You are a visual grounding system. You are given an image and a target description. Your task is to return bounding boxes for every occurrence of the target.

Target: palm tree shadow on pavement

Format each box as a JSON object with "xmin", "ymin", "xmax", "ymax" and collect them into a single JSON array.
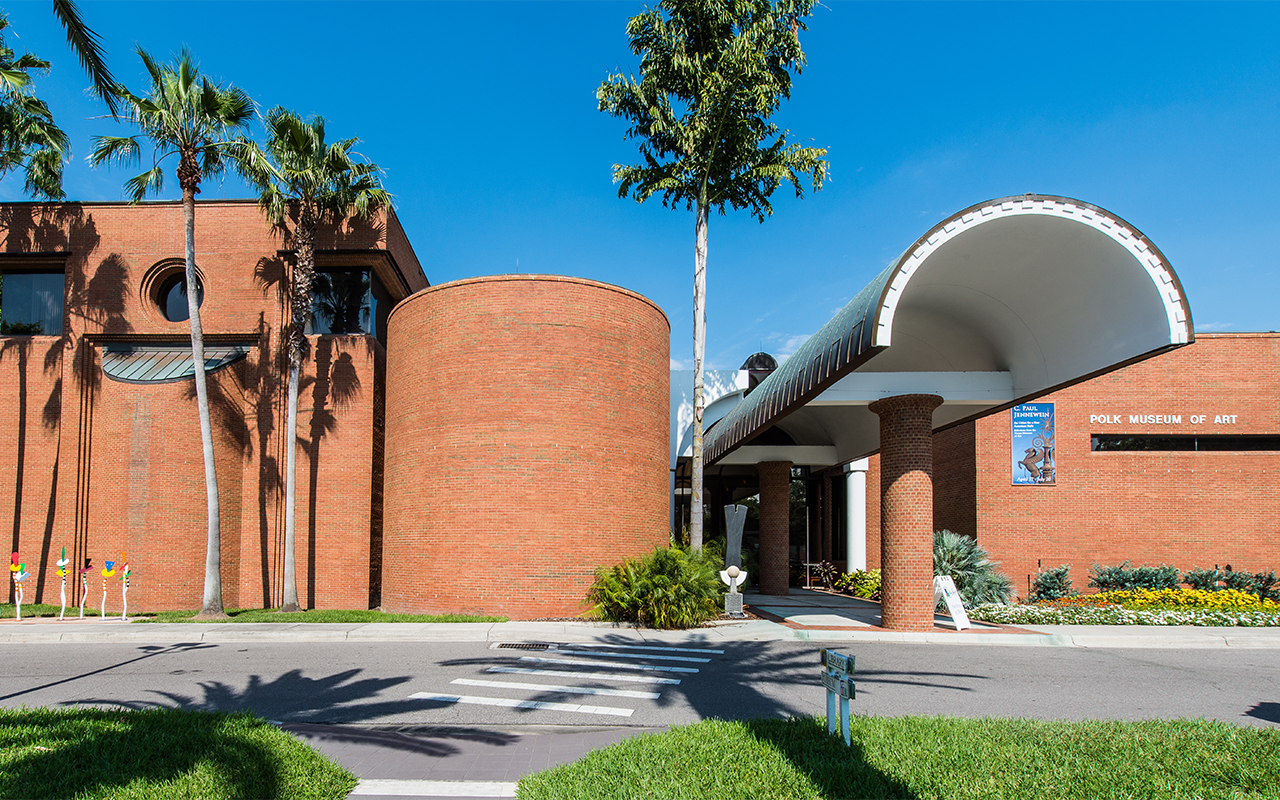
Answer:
[
  {"xmin": 67, "ymin": 665, "xmax": 519, "ymax": 759},
  {"xmin": 436, "ymin": 634, "xmax": 949, "ymax": 796}
]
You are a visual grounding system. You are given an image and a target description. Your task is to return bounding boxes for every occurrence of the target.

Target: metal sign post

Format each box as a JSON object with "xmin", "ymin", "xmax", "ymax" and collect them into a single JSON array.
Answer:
[{"xmin": 820, "ymin": 648, "xmax": 856, "ymax": 745}]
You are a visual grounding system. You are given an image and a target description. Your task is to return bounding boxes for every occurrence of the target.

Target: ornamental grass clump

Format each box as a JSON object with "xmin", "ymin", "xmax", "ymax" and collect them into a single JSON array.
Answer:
[
  {"xmin": 588, "ymin": 547, "xmax": 721, "ymax": 629},
  {"xmin": 933, "ymin": 530, "xmax": 1011, "ymax": 606}
]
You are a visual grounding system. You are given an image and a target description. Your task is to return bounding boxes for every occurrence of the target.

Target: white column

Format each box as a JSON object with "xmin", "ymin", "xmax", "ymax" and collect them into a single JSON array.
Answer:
[{"xmin": 843, "ymin": 458, "xmax": 869, "ymax": 571}]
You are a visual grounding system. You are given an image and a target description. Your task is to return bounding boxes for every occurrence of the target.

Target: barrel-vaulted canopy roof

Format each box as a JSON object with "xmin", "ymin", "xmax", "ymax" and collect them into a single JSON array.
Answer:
[{"xmin": 705, "ymin": 194, "xmax": 1194, "ymax": 467}]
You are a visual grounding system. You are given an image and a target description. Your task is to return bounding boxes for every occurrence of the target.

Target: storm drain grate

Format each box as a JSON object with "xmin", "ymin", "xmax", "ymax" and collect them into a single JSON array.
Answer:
[{"xmin": 494, "ymin": 642, "xmax": 558, "ymax": 651}]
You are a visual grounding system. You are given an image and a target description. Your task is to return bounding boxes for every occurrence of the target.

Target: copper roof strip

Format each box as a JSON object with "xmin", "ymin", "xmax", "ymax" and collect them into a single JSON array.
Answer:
[{"xmin": 101, "ymin": 344, "xmax": 250, "ymax": 384}]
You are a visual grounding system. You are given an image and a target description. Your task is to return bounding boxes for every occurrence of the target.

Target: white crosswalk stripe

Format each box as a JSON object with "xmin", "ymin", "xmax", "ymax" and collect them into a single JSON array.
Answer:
[
  {"xmin": 411, "ymin": 642, "xmax": 710, "ymax": 720},
  {"xmin": 519, "ymin": 654, "xmax": 699, "ymax": 673},
  {"xmin": 409, "ymin": 692, "xmax": 634, "ymax": 717},
  {"xmin": 560, "ymin": 643, "xmax": 724, "ymax": 655},
  {"xmin": 451, "ymin": 678, "xmax": 660, "ymax": 699},
  {"xmin": 542, "ymin": 649, "xmax": 709, "ymax": 663},
  {"xmin": 487, "ymin": 666, "xmax": 681, "ymax": 685}
]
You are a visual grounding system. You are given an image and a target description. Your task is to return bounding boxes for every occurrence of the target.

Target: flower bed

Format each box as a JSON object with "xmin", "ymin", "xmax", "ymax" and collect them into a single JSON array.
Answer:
[{"xmin": 969, "ymin": 587, "xmax": 1280, "ymax": 627}]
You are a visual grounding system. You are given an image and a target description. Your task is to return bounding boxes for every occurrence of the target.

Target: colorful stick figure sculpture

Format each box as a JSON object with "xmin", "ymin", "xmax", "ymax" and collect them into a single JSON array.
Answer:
[
  {"xmin": 78, "ymin": 559, "xmax": 93, "ymax": 618},
  {"xmin": 100, "ymin": 561, "xmax": 115, "ymax": 618},
  {"xmin": 56, "ymin": 547, "xmax": 70, "ymax": 620},
  {"xmin": 120, "ymin": 557, "xmax": 130, "ymax": 620},
  {"xmin": 11, "ymin": 553, "xmax": 28, "ymax": 620}
]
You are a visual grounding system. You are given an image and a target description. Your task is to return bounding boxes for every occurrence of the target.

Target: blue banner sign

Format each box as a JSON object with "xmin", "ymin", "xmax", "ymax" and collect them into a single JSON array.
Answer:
[{"xmin": 1011, "ymin": 403, "xmax": 1055, "ymax": 485}]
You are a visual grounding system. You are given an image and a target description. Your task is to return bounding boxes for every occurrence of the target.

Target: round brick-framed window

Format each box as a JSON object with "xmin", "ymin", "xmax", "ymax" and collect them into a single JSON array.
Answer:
[{"xmin": 141, "ymin": 259, "xmax": 204, "ymax": 323}]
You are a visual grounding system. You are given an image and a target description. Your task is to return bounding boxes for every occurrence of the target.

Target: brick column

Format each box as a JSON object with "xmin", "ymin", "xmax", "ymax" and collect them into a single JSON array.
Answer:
[
  {"xmin": 868, "ymin": 394, "xmax": 943, "ymax": 632},
  {"xmin": 757, "ymin": 461, "xmax": 792, "ymax": 595}
]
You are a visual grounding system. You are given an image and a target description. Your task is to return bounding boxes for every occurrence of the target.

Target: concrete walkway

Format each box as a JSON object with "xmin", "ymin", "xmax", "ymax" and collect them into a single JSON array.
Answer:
[
  {"xmin": 5, "ymin": 588, "xmax": 1280, "ymax": 649},
  {"xmin": 5, "ymin": 590, "xmax": 1280, "ymax": 799}
]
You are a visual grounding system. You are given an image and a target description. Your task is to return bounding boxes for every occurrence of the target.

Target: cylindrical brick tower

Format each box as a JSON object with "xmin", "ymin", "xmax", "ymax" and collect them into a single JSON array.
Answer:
[{"xmin": 382, "ymin": 275, "xmax": 670, "ymax": 618}]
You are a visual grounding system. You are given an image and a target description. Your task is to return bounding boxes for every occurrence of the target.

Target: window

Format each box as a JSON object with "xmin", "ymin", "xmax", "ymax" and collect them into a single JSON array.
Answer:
[
  {"xmin": 0, "ymin": 270, "xmax": 64, "ymax": 335},
  {"xmin": 307, "ymin": 269, "xmax": 392, "ymax": 343},
  {"xmin": 1092, "ymin": 435, "xmax": 1280, "ymax": 452},
  {"xmin": 157, "ymin": 273, "xmax": 204, "ymax": 322}
]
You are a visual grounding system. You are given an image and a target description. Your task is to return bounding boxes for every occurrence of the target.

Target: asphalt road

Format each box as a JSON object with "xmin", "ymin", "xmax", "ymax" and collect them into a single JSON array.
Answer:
[{"xmin": 3, "ymin": 638, "xmax": 1277, "ymax": 730}]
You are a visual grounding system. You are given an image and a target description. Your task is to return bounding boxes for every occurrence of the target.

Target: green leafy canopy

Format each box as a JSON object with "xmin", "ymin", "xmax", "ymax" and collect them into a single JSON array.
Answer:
[
  {"xmin": 0, "ymin": 13, "xmax": 69, "ymax": 199},
  {"xmin": 89, "ymin": 46, "xmax": 254, "ymax": 202},
  {"xmin": 597, "ymin": 0, "xmax": 828, "ymax": 219},
  {"xmin": 235, "ymin": 106, "xmax": 390, "ymax": 232}
]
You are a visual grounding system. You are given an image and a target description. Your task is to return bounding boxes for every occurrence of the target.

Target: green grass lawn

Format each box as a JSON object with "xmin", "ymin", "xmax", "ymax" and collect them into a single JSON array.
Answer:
[
  {"xmin": 0, "ymin": 605, "xmax": 506, "ymax": 623},
  {"xmin": 0, "ymin": 707, "xmax": 355, "ymax": 799},
  {"xmin": 0, "ymin": 602, "xmax": 109, "ymax": 620},
  {"xmin": 139, "ymin": 607, "xmax": 507, "ymax": 623},
  {"xmin": 517, "ymin": 716, "xmax": 1280, "ymax": 800}
]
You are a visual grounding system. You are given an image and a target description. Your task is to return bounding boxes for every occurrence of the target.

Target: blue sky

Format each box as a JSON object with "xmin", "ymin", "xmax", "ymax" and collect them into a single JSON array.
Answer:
[{"xmin": 2, "ymin": 1, "xmax": 1277, "ymax": 368}]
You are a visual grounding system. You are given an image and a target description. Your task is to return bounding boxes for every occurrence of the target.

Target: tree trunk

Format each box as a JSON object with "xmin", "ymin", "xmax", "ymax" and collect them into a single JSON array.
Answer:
[
  {"xmin": 280, "ymin": 206, "xmax": 316, "ymax": 613},
  {"xmin": 280, "ymin": 356, "xmax": 301, "ymax": 612},
  {"xmin": 691, "ymin": 198, "xmax": 708, "ymax": 552},
  {"xmin": 185, "ymin": 185, "xmax": 225, "ymax": 618}
]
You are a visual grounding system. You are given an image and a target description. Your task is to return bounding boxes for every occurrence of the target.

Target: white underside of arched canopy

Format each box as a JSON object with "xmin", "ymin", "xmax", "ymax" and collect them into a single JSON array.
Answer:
[{"xmin": 702, "ymin": 194, "xmax": 1195, "ymax": 467}]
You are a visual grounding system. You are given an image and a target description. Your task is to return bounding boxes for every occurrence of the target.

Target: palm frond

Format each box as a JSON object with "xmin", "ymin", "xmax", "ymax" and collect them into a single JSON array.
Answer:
[
  {"xmin": 50, "ymin": 0, "xmax": 118, "ymax": 115},
  {"xmin": 123, "ymin": 165, "xmax": 163, "ymax": 203},
  {"xmin": 88, "ymin": 134, "xmax": 140, "ymax": 168}
]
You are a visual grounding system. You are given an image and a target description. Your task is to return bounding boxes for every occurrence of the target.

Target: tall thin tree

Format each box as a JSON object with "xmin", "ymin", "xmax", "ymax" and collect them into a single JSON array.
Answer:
[
  {"xmin": 598, "ymin": 0, "xmax": 827, "ymax": 550},
  {"xmin": 235, "ymin": 107, "xmax": 389, "ymax": 612},
  {"xmin": 90, "ymin": 47, "xmax": 253, "ymax": 617}
]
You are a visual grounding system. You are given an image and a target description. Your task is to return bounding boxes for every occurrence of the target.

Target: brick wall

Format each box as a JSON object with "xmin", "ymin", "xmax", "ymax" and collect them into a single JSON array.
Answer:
[
  {"xmin": 859, "ymin": 333, "xmax": 1279, "ymax": 598},
  {"xmin": 382, "ymin": 275, "xmax": 671, "ymax": 619},
  {"xmin": 1, "ymin": 201, "xmax": 408, "ymax": 611},
  {"xmin": 974, "ymin": 333, "xmax": 1280, "ymax": 598}
]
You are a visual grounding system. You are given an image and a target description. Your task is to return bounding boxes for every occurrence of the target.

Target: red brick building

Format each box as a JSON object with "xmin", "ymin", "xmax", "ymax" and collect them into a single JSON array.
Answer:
[
  {"xmin": 1, "ymin": 201, "xmax": 670, "ymax": 617},
  {"xmin": 689, "ymin": 194, "xmax": 1250, "ymax": 629},
  {"xmin": 926, "ymin": 332, "xmax": 1280, "ymax": 597}
]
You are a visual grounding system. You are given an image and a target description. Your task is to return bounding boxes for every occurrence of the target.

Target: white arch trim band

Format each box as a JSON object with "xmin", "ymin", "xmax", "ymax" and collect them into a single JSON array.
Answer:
[{"xmin": 873, "ymin": 196, "xmax": 1192, "ymax": 348}]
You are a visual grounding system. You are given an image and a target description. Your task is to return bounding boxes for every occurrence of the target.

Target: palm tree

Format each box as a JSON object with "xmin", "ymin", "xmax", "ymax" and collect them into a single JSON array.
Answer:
[
  {"xmin": 235, "ymin": 107, "xmax": 389, "ymax": 612},
  {"xmin": 89, "ymin": 47, "xmax": 253, "ymax": 617},
  {"xmin": 0, "ymin": 13, "xmax": 70, "ymax": 199},
  {"xmin": 0, "ymin": 1, "xmax": 116, "ymax": 201},
  {"xmin": 598, "ymin": 0, "xmax": 827, "ymax": 550}
]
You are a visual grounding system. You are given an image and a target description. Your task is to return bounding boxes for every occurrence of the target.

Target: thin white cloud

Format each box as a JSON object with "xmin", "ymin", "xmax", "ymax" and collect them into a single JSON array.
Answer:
[{"xmin": 1195, "ymin": 322, "xmax": 1236, "ymax": 332}]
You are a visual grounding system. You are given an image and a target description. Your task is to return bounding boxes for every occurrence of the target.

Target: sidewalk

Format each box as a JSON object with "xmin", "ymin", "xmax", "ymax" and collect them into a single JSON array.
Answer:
[{"xmin": 4, "ymin": 588, "xmax": 1280, "ymax": 649}]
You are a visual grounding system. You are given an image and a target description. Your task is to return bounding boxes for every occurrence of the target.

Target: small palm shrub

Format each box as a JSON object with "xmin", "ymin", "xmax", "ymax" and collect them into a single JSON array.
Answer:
[
  {"xmin": 933, "ymin": 530, "xmax": 1012, "ymax": 606},
  {"xmin": 588, "ymin": 547, "xmax": 721, "ymax": 629},
  {"xmin": 814, "ymin": 560, "xmax": 838, "ymax": 589},
  {"xmin": 1089, "ymin": 562, "xmax": 1180, "ymax": 592},
  {"xmin": 1028, "ymin": 564, "xmax": 1075, "ymax": 602}
]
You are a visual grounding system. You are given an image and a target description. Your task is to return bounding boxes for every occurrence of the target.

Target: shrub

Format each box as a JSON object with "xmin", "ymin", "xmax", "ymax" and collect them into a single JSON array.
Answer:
[
  {"xmin": 588, "ymin": 547, "xmax": 721, "ymax": 629},
  {"xmin": 1183, "ymin": 568, "xmax": 1223, "ymax": 591},
  {"xmin": 1088, "ymin": 562, "xmax": 1180, "ymax": 592},
  {"xmin": 1028, "ymin": 564, "xmax": 1075, "ymax": 602},
  {"xmin": 1221, "ymin": 569, "xmax": 1280, "ymax": 602},
  {"xmin": 933, "ymin": 530, "xmax": 1011, "ymax": 606},
  {"xmin": 836, "ymin": 569, "xmax": 881, "ymax": 600}
]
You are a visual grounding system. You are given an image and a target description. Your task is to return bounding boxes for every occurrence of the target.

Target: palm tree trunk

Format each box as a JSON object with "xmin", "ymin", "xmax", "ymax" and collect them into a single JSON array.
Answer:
[
  {"xmin": 280, "ymin": 356, "xmax": 301, "ymax": 612},
  {"xmin": 185, "ymin": 186, "xmax": 224, "ymax": 617},
  {"xmin": 280, "ymin": 209, "xmax": 316, "ymax": 613},
  {"xmin": 690, "ymin": 198, "xmax": 708, "ymax": 551}
]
